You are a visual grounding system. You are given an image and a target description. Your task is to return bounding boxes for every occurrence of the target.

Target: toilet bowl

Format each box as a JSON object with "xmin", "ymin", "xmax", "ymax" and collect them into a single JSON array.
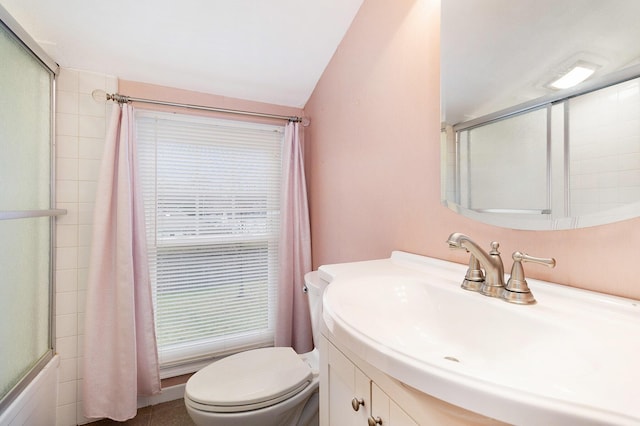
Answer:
[{"xmin": 184, "ymin": 271, "xmax": 328, "ymax": 426}]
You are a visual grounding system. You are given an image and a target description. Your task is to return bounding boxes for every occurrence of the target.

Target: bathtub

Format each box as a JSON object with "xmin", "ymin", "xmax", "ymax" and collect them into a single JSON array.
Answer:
[{"xmin": 0, "ymin": 355, "xmax": 59, "ymax": 426}]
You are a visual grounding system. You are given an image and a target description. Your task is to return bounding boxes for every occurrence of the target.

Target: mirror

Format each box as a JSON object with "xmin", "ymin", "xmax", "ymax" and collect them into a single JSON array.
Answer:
[{"xmin": 441, "ymin": 0, "xmax": 640, "ymax": 230}]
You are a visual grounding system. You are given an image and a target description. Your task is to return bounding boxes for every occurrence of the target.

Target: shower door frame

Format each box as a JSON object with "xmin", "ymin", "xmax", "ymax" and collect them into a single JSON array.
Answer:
[{"xmin": 0, "ymin": 5, "xmax": 63, "ymax": 413}]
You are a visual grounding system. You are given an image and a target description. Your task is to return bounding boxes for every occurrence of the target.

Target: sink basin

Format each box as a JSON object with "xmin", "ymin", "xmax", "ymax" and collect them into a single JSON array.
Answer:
[{"xmin": 320, "ymin": 251, "xmax": 640, "ymax": 425}]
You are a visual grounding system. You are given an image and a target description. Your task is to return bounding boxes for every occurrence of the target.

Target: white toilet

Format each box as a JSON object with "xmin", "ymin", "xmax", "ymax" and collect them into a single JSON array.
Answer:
[{"xmin": 184, "ymin": 271, "xmax": 328, "ymax": 426}]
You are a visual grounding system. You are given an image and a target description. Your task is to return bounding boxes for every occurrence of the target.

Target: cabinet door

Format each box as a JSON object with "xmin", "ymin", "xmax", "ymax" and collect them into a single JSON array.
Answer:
[
  {"xmin": 371, "ymin": 383, "xmax": 419, "ymax": 426},
  {"xmin": 390, "ymin": 401, "xmax": 419, "ymax": 426},
  {"xmin": 327, "ymin": 342, "xmax": 370, "ymax": 425}
]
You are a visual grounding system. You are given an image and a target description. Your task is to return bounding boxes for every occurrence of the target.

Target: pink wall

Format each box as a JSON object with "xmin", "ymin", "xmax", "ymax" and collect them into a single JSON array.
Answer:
[{"xmin": 304, "ymin": 0, "xmax": 640, "ymax": 300}]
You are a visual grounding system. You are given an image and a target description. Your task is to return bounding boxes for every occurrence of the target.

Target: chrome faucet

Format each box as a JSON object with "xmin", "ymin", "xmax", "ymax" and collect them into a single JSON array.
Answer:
[
  {"xmin": 447, "ymin": 232, "xmax": 557, "ymax": 304},
  {"xmin": 446, "ymin": 232, "xmax": 505, "ymax": 297}
]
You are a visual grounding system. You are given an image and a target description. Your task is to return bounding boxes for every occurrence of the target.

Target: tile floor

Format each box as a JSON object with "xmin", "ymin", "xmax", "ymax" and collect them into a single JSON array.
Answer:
[{"xmin": 87, "ymin": 399, "xmax": 195, "ymax": 425}]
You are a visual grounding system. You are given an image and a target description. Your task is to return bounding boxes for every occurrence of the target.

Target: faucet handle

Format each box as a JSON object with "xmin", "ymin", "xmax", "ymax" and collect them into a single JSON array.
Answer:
[
  {"xmin": 461, "ymin": 254, "xmax": 485, "ymax": 292},
  {"xmin": 514, "ymin": 252, "xmax": 556, "ymax": 269},
  {"xmin": 502, "ymin": 251, "xmax": 556, "ymax": 304}
]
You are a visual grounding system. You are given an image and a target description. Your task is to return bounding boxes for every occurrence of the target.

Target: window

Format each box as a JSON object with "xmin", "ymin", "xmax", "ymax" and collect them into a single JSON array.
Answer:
[{"xmin": 136, "ymin": 111, "xmax": 283, "ymax": 371}]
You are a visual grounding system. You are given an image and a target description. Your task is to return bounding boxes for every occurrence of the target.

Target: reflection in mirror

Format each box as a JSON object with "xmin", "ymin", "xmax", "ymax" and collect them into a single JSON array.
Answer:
[
  {"xmin": 457, "ymin": 108, "xmax": 549, "ymax": 213},
  {"xmin": 441, "ymin": 0, "xmax": 640, "ymax": 230}
]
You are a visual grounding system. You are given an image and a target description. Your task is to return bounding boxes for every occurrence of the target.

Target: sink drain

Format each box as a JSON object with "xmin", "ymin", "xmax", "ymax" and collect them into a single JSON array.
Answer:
[{"xmin": 444, "ymin": 356, "xmax": 460, "ymax": 363}]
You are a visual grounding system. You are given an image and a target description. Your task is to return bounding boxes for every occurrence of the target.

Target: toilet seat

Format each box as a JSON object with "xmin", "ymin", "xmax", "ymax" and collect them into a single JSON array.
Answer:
[{"xmin": 185, "ymin": 347, "xmax": 313, "ymax": 413}]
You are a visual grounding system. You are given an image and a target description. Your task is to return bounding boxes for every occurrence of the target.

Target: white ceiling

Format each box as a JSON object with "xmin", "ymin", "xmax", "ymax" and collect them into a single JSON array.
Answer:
[{"xmin": 0, "ymin": 0, "xmax": 364, "ymax": 108}]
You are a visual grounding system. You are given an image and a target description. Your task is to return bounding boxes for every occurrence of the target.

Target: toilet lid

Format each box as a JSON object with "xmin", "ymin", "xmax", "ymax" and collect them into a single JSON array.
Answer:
[{"xmin": 185, "ymin": 347, "xmax": 312, "ymax": 413}]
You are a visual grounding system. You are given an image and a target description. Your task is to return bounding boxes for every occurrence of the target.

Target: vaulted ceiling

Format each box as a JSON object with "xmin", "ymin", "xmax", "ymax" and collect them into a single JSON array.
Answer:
[{"xmin": 0, "ymin": 0, "xmax": 364, "ymax": 108}]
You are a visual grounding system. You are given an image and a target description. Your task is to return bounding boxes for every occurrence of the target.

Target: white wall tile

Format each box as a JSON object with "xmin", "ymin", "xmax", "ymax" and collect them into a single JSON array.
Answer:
[
  {"xmin": 79, "ymin": 159, "xmax": 101, "ymax": 181},
  {"xmin": 620, "ymin": 153, "xmax": 640, "ymax": 171},
  {"xmin": 78, "ymin": 181, "xmax": 97, "ymax": 203},
  {"xmin": 78, "ymin": 225, "xmax": 92, "ymax": 247},
  {"xmin": 76, "ymin": 334, "xmax": 85, "ymax": 359},
  {"xmin": 79, "ymin": 115, "xmax": 106, "ymax": 138},
  {"xmin": 58, "ymin": 358, "xmax": 77, "ymax": 383},
  {"xmin": 56, "ymin": 181, "xmax": 78, "ymax": 203},
  {"xmin": 57, "ymin": 381, "xmax": 77, "ymax": 406},
  {"xmin": 76, "ymin": 291, "xmax": 86, "ymax": 314},
  {"xmin": 78, "ymin": 203, "xmax": 94, "ymax": 225},
  {"xmin": 57, "ymin": 91, "xmax": 79, "ymax": 115},
  {"xmin": 56, "ymin": 313, "xmax": 77, "ymax": 338},
  {"xmin": 79, "ymin": 93, "xmax": 106, "ymax": 117},
  {"xmin": 56, "ymin": 292, "xmax": 78, "ymax": 316},
  {"xmin": 77, "ymin": 313, "xmax": 85, "ymax": 336},
  {"xmin": 56, "ymin": 247, "xmax": 78, "ymax": 270},
  {"xmin": 56, "ymin": 336, "xmax": 78, "ymax": 360},
  {"xmin": 621, "ymin": 169, "xmax": 640, "ymax": 185},
  {"xmin": 55, "ymin": 203, "xmax": 78, "ymax": 226},
  {"xmin": 56, "ymin": 224, "xmax": 78, "ymax": 248},
  {"xmin": 77, "ymin": 247, "xmax": 90, "ymax": 268},
  {"xmin": 569, "ymin": 78, "xmax": 640, "ymax": 215},
  {"xmin": 56, "ymin": 113, "xmax": 79, "ymax": 137},
  {"xmin": 620, "ymin": 186, "xmax": 640, "ymax": 203},
  {"xmin": 54, "ymin": 69, "xmax": 115, "ymax": 425},
  {"xmin": 77, "ymin": 268, "xmax": 89, "ymax": 291},
  {"xmin": 79, "ymin": 137, "xmax": 104, "ymax": 159},
  {"xmin": 76, "ymin": 357, "xmax": 84, "ymax": 380},
  {"xmin": 56, "ymin": 135, "xmax": 79, "ymax": 159},
  {"xmin": 57, "ymin": 157, "xmax": 79, "ymax": 181},
  {"xmin": 55, "ymin": 402, "xmax": 76, "ymax": 426},
  {"xmin": 56, "ymin": 69, "xmax": 79, "ymax": 92},
  {"xmin": 56, "ymin": 269, "xmax": 78, "ymax": 293}
]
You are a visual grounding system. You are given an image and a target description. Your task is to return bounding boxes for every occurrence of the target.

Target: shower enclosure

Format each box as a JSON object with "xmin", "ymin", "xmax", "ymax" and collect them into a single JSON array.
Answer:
[{"xmin": 0, "ymin": 5, "xmax": 63, "ymax": 414}]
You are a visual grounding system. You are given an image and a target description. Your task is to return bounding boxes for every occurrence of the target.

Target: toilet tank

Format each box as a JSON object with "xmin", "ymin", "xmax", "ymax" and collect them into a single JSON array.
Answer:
[{"xmin": 304, "ymin": 271, "xmax": 329, "ymax": 347}]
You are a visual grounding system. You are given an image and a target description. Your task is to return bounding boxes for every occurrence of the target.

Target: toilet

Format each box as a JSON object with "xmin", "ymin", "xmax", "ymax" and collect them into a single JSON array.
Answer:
[{"xmin": 184, "ymin": 271, "xmax": 329, "ymax": 426}]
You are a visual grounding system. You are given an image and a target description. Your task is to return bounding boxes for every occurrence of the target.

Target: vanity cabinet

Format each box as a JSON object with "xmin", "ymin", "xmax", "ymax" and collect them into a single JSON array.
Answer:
[
  {"xmin": 320, "ymin": 334, "xmax": 503, "ymax": 426},
  {"xmin": 323, "ymin": 338, "xmax": 417, "ymax": 426},
  {"xmin": 370, "ymin": 382, "xmax": 418, "ymax": 426}
]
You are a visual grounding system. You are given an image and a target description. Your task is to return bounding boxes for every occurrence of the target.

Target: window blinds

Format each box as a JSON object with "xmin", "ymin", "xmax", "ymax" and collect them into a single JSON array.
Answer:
[{"xmin": 136, "ymin": 110, "xmax": 283, "ymax": 368}]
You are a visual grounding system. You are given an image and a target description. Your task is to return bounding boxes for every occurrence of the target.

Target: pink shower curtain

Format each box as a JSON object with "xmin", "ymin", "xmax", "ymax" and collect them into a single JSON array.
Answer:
[
  {"xmin": 83, "ymin": 104, "xmax": 160, "ymax": 421},
  {"xmin": 276, "ymin": 121, "xmax": 313, "ymax": 353}
]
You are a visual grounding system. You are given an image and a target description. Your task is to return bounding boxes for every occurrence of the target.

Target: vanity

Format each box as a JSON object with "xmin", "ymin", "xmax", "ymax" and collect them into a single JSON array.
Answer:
[{"xmin": 318, "ymin": 251, "xmax": 640, "ymax": 425}]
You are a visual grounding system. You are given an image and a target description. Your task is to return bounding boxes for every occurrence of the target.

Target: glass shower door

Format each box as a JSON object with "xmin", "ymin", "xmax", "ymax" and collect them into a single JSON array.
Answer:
[{"xmin": 0, "ymin": 15, "xmax": 61, "ymax": 410}]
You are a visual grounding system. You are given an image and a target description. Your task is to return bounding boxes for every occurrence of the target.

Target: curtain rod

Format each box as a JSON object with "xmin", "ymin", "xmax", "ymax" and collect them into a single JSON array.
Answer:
[{"xmin": 91, "ymin": 89, "xmax": 308, "ymax": 125}]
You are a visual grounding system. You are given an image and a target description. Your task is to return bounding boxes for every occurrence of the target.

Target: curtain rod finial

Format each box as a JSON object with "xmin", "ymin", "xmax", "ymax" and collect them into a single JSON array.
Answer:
[
  {"xmin": 91, "ymin": 89, "xmax": 107, "ymax": 103},
  {"xmin": 301, "ymin": 117, "xmax": 311, "ymax": 127}
]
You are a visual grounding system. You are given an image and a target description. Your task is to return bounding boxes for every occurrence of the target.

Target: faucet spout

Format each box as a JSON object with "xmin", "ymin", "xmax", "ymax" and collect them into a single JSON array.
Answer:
[{"xmin": 446, "ymin": 233, "xmax": 505, "ymax": 296}]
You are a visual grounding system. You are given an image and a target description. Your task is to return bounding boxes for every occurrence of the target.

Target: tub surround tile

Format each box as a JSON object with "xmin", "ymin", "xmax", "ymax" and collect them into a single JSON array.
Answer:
[
  {"xmin": 54, "ymin": 69, "xmax": 118, "ymax": 426},
  {"xmin": 56, "ymin": 180, "xmax": 79, "ymax": 203},
  {"xmin": 56, "ymin": 313, "xmax": 78, "ymax": 338},
  {"xmin": 57, "ymin": 69, "xmax": 79, "ymax": 92},
  {"xmin": 56, "ymin": 203, "xmax": 79, "ymax": 226},
  {"xmin": 79, "ymin": 115, "xmax": 106, "ymax": 138},
  {"xmin": 57, "ymin": 91, "xmax": 79, "ymax": 114},
  {"xmin": 79, "ymin": 93, "xmax": 107, "ymax": 117},
  {"xmin": 56, "ymin": 269, "xmax": 78, "ymax": 293},
  {"xmin": 56, "ymin": 335, "xmax": 78, "ymax": 360},
  {"xmin": 58, "ymin": 358, "xmax": 78, "ymax": 383},
  {"xmin": 56, "ymin": 135, "xmax": 80, "ymax": 159},
  {"xmin": 56, "ymin": 291, "xmax": 78, "ymax": 316},
  {"xmin": 56, "ymin": 113, "xmax": 79, "ymax": 137},
  {"xmin": 79, "ymin": 137, "xmax": 104, "ymax": 159}
]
